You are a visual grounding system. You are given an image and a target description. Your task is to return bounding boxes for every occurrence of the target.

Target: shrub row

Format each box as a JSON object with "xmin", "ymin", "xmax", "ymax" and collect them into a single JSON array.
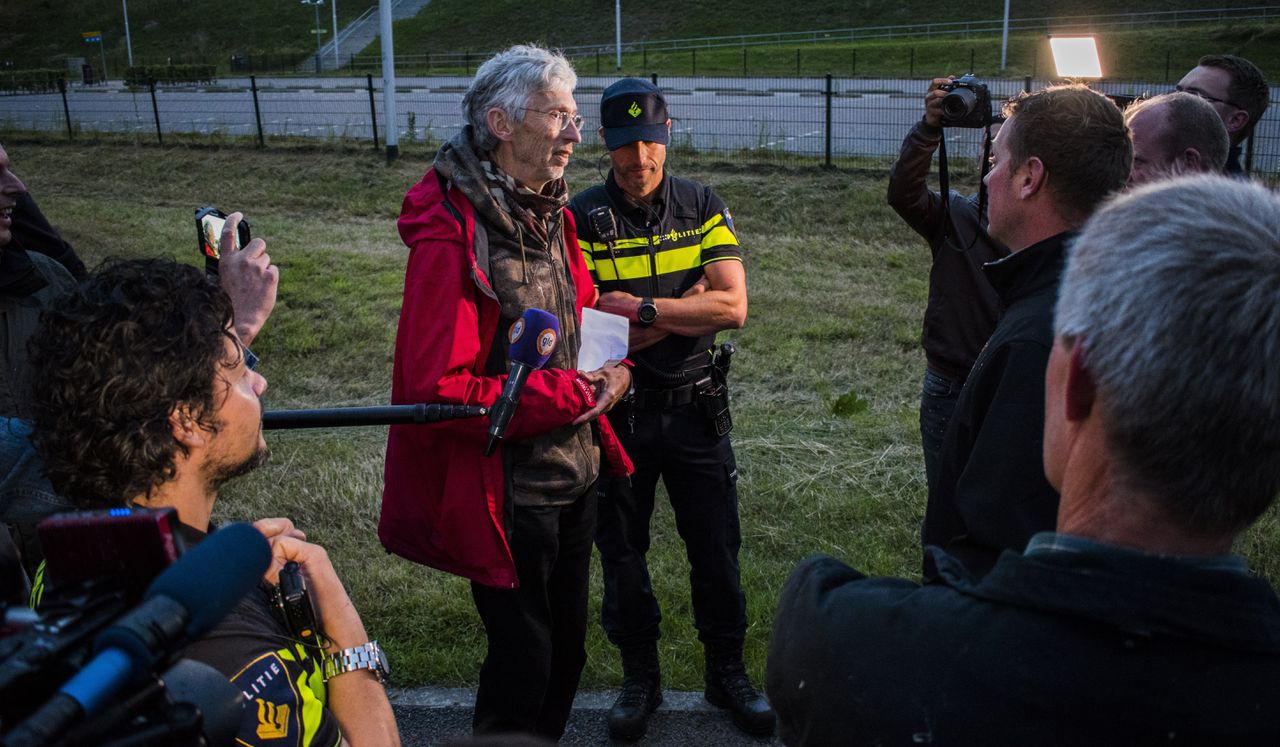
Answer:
[
  {"xmin": 125, "ymin": 64, "xmax": 217, "ymax": 86},
  {"xmin": 1, "ymin": 69, "xmax": 64, "ymax": 93}
]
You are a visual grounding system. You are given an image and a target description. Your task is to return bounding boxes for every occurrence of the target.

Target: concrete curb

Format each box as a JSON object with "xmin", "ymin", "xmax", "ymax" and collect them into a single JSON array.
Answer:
[{"xmin": 389, "ymin": 687, "xmax": 781, "ymax": 746}]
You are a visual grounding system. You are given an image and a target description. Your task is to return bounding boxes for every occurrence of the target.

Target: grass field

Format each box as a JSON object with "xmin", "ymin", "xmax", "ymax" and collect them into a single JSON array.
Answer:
[{"xmin": 8, "ymin": 138, "xmax": 1280, "ymax": 691}]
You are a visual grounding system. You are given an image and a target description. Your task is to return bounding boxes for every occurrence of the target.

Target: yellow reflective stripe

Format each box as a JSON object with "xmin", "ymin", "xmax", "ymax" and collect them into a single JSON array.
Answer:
[
  {"xmin": 656, "ymin": 243, "xmax": 703, "ymax": 275},
  {"xmin": 702, "ymin": 255, "xmax": 743, "ymax": 266},
  {"xmin": 29, "ymin": 560, "xmax": 46, "ymax": 610},
  {"xmin": 582, "ymin": 249, "xmax": 596, "ymax": 272},
  {"xmin": 699, "ymin": 213, "xmax": 724, "ymax": 233},
  {"xmin": 591, "ymin": 242, "xmax": 705, "ymax": 281},
  {"xmin": 702, "ymin": 225, "xmax": 739, "ymax": 250},
  {"xmin": 279, "ymin": 644, "xmax": 328, "ymax": 746}
]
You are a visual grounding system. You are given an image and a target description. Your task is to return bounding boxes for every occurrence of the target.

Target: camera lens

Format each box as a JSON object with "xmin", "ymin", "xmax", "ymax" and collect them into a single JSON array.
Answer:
[{"xmin": 942, "ymin": 88, "xmax": 978, "ymax": 119}]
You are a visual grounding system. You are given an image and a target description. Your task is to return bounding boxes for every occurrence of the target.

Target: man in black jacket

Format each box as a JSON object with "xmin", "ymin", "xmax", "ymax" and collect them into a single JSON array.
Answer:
[
  {"xmin": 569, "ymin": 78, "xmax": 770, "ymax": 741},
  {"xmin": 887, "ymin": 77, "xmax": 1007, "ymax": 495},
  {"xmin": 921, "ymin": 84, "xmax": 1131, "ymax": 580},
  {"xmin": 768, "ymin": 174, "xmax": 1280, "ymax": 746},
  {"xmin": 1175, "ymin": 54, "xmax": 1269, "ymax": 176}
]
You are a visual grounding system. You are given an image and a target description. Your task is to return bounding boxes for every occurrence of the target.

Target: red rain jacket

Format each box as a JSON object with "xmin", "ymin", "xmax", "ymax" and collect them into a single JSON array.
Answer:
[{"xmin": 380, "ymin": 168, "xmax": 632, "ymax": 588}]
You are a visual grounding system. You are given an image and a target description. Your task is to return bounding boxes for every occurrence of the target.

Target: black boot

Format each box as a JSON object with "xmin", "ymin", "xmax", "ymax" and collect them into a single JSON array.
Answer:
[
  {"xmin": 608, "ymin": 644, "xmax": 662, "ymax": 741},
  {"xmin": 704, "ymin": 645, "xmax": 775, "ymax": 737}
]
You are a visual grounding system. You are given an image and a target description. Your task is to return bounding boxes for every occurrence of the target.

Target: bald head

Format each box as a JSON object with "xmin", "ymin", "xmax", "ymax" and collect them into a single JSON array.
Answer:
[{"xmin": 1125, "ymin": 92, "xmax": 1229, "ymax": 188}]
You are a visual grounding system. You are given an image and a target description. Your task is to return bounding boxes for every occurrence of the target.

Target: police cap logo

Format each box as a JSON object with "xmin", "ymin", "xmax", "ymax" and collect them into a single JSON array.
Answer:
[{"xmin": 628, "ymin": 101, "xmax": 642, "ymax": 118}]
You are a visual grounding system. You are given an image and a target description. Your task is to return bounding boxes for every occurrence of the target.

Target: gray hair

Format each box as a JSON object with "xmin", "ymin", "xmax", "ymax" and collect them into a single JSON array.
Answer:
[
  {"xmin": 1125, "ymin": 92, "xmax": 1230, "ymax": 174},
  {"xmin": 1055, "ymin": 175, "xmax": 1280, "ymax": 536},
  {"xmin": 462, "ymin": 44, "xmax": 577, "ymax": 151}
]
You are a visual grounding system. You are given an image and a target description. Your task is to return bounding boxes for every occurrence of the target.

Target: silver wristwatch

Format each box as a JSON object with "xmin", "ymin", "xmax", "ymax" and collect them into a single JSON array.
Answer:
[{"xmin": 321, "ymin": 640, "xmax": 390, "ymax": 684}]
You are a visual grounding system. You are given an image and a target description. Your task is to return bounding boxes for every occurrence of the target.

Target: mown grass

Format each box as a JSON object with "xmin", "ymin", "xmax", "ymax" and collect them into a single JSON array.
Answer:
[
  {"xmin": 390, "ymin": 25, "xmax": 1280, "ymax": 84},
  {"xmin": 8, "ymin": 139, "xmax": 1280, "ymax": 692}
]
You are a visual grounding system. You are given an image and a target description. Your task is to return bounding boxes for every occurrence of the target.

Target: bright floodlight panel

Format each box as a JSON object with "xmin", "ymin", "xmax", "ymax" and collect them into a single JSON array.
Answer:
[{"xmin": 1050, "ymin": 37, "xmax": 1103, "ymax": 78}]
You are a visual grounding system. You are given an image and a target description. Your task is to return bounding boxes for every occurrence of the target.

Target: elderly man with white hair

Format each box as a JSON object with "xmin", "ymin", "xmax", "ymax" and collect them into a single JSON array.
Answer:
[
  {"xmin": 767, "ymin": 175, "xmax": 1280, "ymax": 745},
  {"xmin": 380, "ymin": 44, "xmax": 633, "ymax": 739}
]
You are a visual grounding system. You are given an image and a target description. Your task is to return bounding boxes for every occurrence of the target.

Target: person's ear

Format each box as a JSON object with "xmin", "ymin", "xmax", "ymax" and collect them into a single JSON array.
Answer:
[
  {"xmin": 1224, "ymin": 108, "xmax": 1250, "ymax": 139},
  {"xmin": 488, "ymin": 108, "xmax": 516, "ymax": 143},
  {"xmin": 1180, "ymin": 147, "xmax": 1204, "ymax": 173},
  {"xmin": 169, "ymin": 405, "xmax": 207, "ymax": 449},
  {"xmin": 1020, "ymin": 156, "xmax": 1048, "ymax": 200},
  {"xmin": 1064, "ymin": 343, "xmax": 1096, "ymax": 422}
]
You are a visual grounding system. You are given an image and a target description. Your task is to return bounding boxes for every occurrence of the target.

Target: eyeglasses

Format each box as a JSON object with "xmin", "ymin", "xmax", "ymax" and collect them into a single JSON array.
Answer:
[
  {"xmin": 522, "ymin": 108, "xmax": 584, "ymax": 133},
  {"xmin": 1174, "ymin": 85, "xmax": 1242, "ymax": 110}
]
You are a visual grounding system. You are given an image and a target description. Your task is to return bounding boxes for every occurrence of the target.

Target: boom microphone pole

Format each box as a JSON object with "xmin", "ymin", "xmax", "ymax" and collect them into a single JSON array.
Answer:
[{"xmin": 262, "ymin": 403, "xmax": 487, "ymax": 430}]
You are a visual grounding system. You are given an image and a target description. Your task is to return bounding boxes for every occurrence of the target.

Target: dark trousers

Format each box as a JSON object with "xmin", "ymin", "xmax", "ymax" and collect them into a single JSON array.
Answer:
[
  {"xmin": 920, "ymin": 368, "xmax": 962, "ymax": 497},
  {"xmin": 596, "ymin": 401, "xmax": 747, "ymax": 651},
  {"xmin": 471, "ymin": 487, "xmax": 597, "ymax": 740}
]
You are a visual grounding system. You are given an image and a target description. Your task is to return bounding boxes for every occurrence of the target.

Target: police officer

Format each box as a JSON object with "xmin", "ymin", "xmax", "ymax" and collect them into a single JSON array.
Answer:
[{"xmin": 569, "ymin": 78, "xmax": 772, "ymax": 740}]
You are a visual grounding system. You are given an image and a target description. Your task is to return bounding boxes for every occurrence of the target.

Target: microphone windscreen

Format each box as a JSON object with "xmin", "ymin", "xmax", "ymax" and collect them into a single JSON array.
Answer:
[
  {"xmin": 508, "ymin": 308, "xmax": 560, "ymax": 369},
  {"xmin": 146, "ymin": 522, "xmax": 270, "ymax": 637}
]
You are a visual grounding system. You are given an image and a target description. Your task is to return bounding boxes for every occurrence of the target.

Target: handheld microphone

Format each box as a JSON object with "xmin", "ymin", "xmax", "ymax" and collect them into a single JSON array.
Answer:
[
  {"xmin": 6, "ymin": 523, "xmax": 270, "ymax": 746},
  {"xmin": 485, "ymin": 308, "xmax": 560, "ymax": 457}
]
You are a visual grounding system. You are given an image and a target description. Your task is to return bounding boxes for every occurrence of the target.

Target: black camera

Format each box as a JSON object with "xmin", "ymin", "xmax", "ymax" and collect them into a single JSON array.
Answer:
[{"xmin": 940, "ymin": 74, "xmax": 993, "ymax": 129}]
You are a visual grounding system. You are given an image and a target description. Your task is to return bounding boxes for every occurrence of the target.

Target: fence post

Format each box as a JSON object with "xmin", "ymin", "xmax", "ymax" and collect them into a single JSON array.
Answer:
[
  {"xmin": 909, "ymin": 47, "xmax": 915, "ymax": 77},
  {"xmin": 796, "ymin": 48, "xmax": 801, "ymax": 76},
  {"xmin": 59, "ymin": 78, "xmax": 73, "ymax": 140},
  {"xmin": 251, "ymin": 75, "xmax": 265, "ymax": 148},
  {"xmin": 851, "ymin": 48, "xmax": 856, "ymax": 76},
  {"xmin": 596, "ymin": 51, "xmax": 601, "ymax": 75},
  {"xmin": 1031, "ymin": 47, "xmax": 1037, "ymax": 78},
  {"xmin": 742, "ymin": 47, "xmax": 747, "ymax": 76},
  {"xmin": 824, "ymin": 73, "xmax": 833, "ymax": 168},
  {"xmin": 970, "ymin": 48, "xmax": 975, "ymax": 73},
  {"xmin": 692, "ymin": 49, "xmax": 696, "ymax": 76},
  {"xmin": 651, "ymin": 73, "xmax": 658, "ymax": 87},
  {"xmin": 149, "ymin": 79, "xmax": 163, "ymax": 146},
  {"xmin": 1164, "ymin": 50, "xmax": 1171, "ymax": 83},
  {"xmin": 642, "ymin": 43, "xmax": 647, "ymax": 69},
  {"xmin": 464, "ymin": 50, "xmax": 470, "ymax": 75},
  {"xmin": 1024, "ymin": 75, "xmax": 1032, "ymax": 94},
  {"xmin": 367, "ymin": 73, "xmax": 380, "ymax": 151}
]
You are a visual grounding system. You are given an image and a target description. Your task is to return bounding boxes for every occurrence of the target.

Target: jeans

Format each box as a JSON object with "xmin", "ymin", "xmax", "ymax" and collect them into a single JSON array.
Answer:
[
  {"xmin": 596, "ymin": 401, "xmax": 747, "ymax": 651},
  {"xmin": 470, "ymin": 486, "xmax": 597, "ymax": 740},
  {"xmin": 920, "ymin": 368, "xmax": 962, "ymax": 497}
]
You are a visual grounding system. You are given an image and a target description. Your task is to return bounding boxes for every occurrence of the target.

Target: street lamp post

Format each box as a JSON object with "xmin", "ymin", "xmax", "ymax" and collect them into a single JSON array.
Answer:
[
  {"xmin": 122, "ymin": 0, "xmax": 134, "ymax": 67},
  {"xmin": 301, "ymin": 0, "xmax": 325, "ymax": 72},
  {"xmin": 615, "ymin": 0, "xmax": 622, "ymax": 71},
  {"xmin": 331, "ymin": 0, "xmax": 339, "ymax": 68}
]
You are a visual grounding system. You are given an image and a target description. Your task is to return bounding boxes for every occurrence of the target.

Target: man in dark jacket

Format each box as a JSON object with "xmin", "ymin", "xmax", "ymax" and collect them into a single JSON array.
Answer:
[
  {"xmin": 921, "ymin": 85, "xmax": 1131, "ymax": 580},
  {"xmin": 768, "ymin": 174, "xmax": 1280, "ymax": 746},
  {"xmin": 887, "ymin": 77, "xmax": 1007, "ymax": 495},
  {"xmin": 1175, "ymin": 54, "xmax": 1269, "ymax": 176}
]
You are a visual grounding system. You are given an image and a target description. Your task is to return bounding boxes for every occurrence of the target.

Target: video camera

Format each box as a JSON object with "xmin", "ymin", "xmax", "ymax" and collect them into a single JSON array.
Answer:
[
  {"xmin": 940, "ymin": 74, "xmax": 994, "ymax": 129},
  {"xmin": 0, "ymin": 510, "xmax": 270, "ymax": 746}
]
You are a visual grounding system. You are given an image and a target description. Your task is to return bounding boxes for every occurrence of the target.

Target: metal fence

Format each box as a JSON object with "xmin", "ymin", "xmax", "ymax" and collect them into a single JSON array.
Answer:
[{"xmin": 3, "ymin": 74, "xmax": 1278, "ymax": 178}]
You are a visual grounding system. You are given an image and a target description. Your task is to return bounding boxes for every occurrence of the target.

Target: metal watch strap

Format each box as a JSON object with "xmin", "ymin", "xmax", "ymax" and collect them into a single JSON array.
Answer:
[{"xmin": 321, "ymin": 640, "xmax": 388, "ymax": 684}]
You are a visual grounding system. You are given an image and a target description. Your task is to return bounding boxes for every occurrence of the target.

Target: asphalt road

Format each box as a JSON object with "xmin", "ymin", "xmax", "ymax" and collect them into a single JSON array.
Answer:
[
  {"xmin": 9, "ymin": 74, "xmax": 1274, "ymax": 168},
  {"xmin": 390, "ymin": 687, "xmax": 782, "ymax": 746}
]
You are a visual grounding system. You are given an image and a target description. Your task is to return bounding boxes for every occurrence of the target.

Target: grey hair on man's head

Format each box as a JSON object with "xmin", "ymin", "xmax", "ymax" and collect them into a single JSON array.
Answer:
[
  {"xmin": 462, "ymin": 44, "xmax": 577, "ymax": 151},
  {"xmin": 1055, "ymin": 175, "xmax": 1280, "ymax": 536}
]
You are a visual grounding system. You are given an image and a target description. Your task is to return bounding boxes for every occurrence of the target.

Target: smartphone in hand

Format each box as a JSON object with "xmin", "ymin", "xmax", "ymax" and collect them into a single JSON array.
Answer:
[{"xmin": 194, "ymin": 206, "xmax": 250, "ymax": 277}]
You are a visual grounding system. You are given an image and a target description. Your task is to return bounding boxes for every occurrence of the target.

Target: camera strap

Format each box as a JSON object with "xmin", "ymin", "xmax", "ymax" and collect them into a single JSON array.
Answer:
[{"xmin": 936, "ymin": 125, "xmax": 996, "ymax": 253}]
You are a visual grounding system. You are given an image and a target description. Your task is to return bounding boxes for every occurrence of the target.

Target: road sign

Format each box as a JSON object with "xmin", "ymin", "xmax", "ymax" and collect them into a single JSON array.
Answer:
[
  {"xmin": 83, "ymin": 31, "xmax": 102, "ymax": 43},
  {"xmin": 311, "ymin": 29, "xmax": 327, "ymax": 34}
]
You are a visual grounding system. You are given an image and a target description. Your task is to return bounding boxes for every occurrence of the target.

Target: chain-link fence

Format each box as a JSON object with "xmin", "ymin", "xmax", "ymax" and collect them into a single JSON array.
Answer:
[{"xmin": 2, "ymin": 74, "xmax": 1277, "ymax": 178}]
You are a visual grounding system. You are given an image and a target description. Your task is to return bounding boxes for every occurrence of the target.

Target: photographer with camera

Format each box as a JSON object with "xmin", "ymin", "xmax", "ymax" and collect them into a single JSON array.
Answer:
[
  {"xmin": 768, "ymin": 174, "xmax": 1280, "ymax": 745},
  {"xmin": 887, "ymin": 78, "xmax": 1007, "ymax": 496},
  {"xmin": 25, "ymin": 259, "xmax": 400, "ymax": 747},
  {"xmin": 921, "ymin": 84, "xmax": 1131, "ymax": 581}
]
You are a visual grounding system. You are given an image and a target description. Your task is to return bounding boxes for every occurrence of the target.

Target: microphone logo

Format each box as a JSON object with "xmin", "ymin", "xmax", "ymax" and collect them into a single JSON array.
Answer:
[
  {"xmin": 509, "ymin": 318, "xmax": 526, "ymax": 344},
  {"xmin": 537, "ymin": 328, "xmax": 557, "ymax": 358}
]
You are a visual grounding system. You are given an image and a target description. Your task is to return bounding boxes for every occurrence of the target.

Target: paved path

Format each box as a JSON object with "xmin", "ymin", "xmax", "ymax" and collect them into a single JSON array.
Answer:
[
  {"xmin": 3, "ymin": 76, "xmax": 1277, "ymax": 172},
  {"xmin": 391, "ymin": 687, "xmax": 781, "ymax": 746}
]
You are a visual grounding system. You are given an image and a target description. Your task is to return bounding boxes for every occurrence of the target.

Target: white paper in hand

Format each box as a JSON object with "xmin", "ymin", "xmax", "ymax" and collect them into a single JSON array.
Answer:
[{"xmin": 578, "ymin": 307, "xmax": 630, "ymax": 371}]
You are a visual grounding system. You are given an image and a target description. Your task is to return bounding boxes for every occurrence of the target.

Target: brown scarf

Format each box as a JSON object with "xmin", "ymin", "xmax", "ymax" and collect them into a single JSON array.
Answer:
[{"xmin": 479, "ymin": 159, "xmax": 567, "ymax": 247}]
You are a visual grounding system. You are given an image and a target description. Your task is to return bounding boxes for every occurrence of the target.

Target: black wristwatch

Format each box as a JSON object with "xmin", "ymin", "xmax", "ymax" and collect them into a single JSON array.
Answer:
[{"xmin": 638, "ymin": 297, "xmax": 658, "ymax": 326}]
